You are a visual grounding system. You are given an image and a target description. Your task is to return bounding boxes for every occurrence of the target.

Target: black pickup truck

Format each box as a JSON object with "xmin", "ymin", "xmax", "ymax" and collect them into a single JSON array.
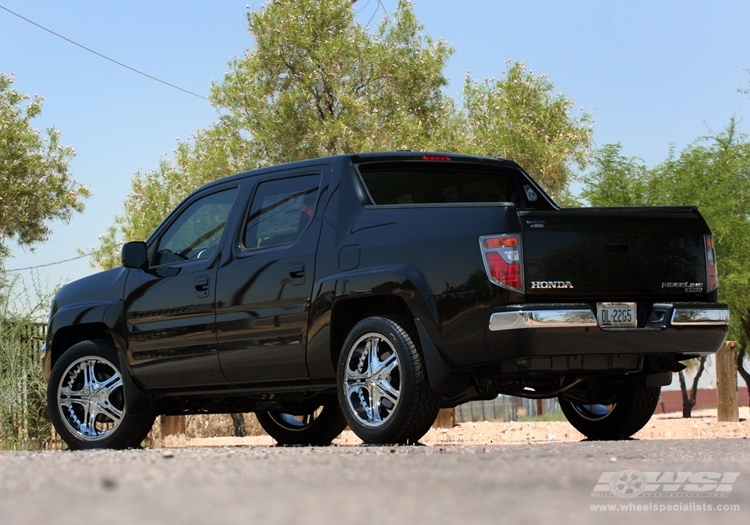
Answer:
[{"xmin": 43, "ymin": 152, "xmax": 728, "ymax": 449}]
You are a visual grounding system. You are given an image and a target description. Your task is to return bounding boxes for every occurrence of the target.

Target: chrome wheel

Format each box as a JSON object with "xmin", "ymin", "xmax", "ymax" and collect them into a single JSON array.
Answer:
[
  {"xmin": 255, "ymin": 405, "xmax": 347, "ymax": 446},
  {"xmin": 343, "ymin": 332, "xmax": 402, "ymax": 428},
  {"xmin": 559, "ymin": 381, "xmax": 661, "ymax": 440},
  {"xmin": 266, "ymin": 408, "xmax": 322, "ymax": 431},
  {"xmin": 56, "ymin": 355, "xmax": 124, "ymax": 442},
  {"xmin": 572, "ymin": 403, "xmax": 615, "ymax": 422}
]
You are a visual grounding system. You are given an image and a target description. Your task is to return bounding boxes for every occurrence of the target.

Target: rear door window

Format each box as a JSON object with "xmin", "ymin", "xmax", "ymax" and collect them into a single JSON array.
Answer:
[{"xmin": 242, "ymin": 174, "xmax": 321, "ymax": 250}]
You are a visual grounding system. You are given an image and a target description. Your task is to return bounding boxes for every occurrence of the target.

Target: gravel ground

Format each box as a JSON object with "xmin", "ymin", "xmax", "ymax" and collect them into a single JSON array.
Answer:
[{"xmin": 155, "ymin": 407, "xmax": 750, "ymax": 448}]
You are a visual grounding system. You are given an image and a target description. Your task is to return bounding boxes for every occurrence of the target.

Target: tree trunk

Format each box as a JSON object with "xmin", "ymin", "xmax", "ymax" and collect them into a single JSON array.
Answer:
[
  {"xmin": 231, "ymin": 413, "xmax": 246, "ymax": 437},
  {"xmin": 678, "ymin": 355, "xmax": 707, "ymax": 418}
]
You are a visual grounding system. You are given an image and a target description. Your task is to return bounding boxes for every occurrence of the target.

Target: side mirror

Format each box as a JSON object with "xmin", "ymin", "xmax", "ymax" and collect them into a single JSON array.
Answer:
[{"xmin": 121, "ymin": 241, "xmax": 149, "ymax": 270}]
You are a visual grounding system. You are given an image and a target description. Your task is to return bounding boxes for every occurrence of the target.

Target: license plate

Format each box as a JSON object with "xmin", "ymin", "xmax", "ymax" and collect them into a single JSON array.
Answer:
[{"xmin": 597, "ymin": 302, "xmax": 636, "ymax": 328}]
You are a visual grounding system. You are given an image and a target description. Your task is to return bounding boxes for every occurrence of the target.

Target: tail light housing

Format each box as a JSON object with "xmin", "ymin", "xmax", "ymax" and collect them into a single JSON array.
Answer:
[
  {"xmin": 705, "ymin": 235, "xmax": 718, "ymax": 292},
  {"xmin": 480, "ymin": 234, "xmax": 524, "ymax": 293}
]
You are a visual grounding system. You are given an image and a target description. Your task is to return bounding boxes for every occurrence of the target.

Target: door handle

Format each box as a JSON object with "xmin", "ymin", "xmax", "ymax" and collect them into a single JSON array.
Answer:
[
  {"xmin": 195, "ymin": 276, "xmax": 210, "ymax": 298},
  {"xmin": 289, "ymin": 263, "xmax": 305, "ymax": 285}
]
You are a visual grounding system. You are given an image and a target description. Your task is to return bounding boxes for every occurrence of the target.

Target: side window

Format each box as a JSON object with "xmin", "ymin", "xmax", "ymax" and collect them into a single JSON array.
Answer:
[
  {"xmin": 155, "ymin": 188, "xmax": 238, "ymax": 266},
  {"xmin": 243, "ymin": 174, "xmax": 321, "ymax": 250}
]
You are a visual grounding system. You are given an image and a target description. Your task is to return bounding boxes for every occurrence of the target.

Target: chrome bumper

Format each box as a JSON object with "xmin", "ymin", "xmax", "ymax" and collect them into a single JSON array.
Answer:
[{"xmin": 488, "ymin": 304, "xmax": 729, "ymax": 332}]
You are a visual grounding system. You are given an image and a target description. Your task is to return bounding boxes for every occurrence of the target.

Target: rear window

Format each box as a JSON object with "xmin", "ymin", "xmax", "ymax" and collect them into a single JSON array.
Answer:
[{"xmin": 357, "ymin": 163, "xmax": 524, "ymax": 206}]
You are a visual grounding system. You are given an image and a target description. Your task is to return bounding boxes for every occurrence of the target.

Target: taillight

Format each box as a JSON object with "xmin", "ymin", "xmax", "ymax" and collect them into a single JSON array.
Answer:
[
  {"xmin": 421, "ymin": 155, "xmax": 452, "ymax": 161},
  {"xmin": 480, "ymin": 234, "xmax": 524, "ymax": 293},
  {"xmin": 705, "ymin": 235, "xmax": 718, "ymax": 292}
]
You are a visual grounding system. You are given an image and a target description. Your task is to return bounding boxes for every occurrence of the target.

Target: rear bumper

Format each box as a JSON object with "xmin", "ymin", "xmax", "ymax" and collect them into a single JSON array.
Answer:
[
  {"xmin": 480, "ymin": 302, "xmax": 728, "ymax": 367},
  {"xmin": 489, "ymin": 302, "xmax": 729, "ymax": 332}
]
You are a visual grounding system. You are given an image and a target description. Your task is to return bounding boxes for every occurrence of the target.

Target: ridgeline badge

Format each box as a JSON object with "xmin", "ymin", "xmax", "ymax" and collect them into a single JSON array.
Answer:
[{"xmin": 661, "ymin": 282, "xmax": 704, "ymax": 293}]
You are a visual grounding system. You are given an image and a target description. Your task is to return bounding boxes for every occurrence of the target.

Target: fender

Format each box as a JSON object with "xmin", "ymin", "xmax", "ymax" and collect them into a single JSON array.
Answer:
[{"xmin": 306, "ymin": 263, "xmax": 440, "ymax": 379}]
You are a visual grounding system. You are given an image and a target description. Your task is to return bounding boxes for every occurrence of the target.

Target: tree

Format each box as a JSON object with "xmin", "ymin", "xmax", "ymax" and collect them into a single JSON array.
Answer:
[
  {"xmin": 677, "ymin": 356, "xmax": 707, "ymax": 418},
  {"xmin": 579, "ymin": 143, "xmax": 653, "ymax": 207},
  {"xmin": 461, "ymin": 61, "xmax": 593, "ymax": 199},
  {"xmin": 0, "ymin": 73, "xmax": 89, "ymax": 257},
  {"xmin": 211, "ymin": 0, "xmax": 455, "ymax": 165}
]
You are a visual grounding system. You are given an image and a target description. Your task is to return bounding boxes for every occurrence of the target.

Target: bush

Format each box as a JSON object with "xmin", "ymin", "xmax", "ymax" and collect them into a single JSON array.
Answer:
[{"xmin": 0, "ymin": 272, "xmax": 57, "ymax": 450}]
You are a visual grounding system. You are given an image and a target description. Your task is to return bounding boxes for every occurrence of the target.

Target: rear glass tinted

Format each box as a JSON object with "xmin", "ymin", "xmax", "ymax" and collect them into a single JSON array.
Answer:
[{"xmin": 358, "ymin": 163, "xmax": 522, "ymax": 205}]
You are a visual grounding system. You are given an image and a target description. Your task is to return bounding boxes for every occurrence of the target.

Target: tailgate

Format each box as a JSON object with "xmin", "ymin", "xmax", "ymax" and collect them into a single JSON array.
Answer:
[{"xmin": 519, "ymin": 206, "xmax": 711, "ymax": 298}]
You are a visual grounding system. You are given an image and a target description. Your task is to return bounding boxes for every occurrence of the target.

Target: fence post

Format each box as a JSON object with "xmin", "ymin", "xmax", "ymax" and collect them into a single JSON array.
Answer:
[
  {"xmin": 160, "ymin": 415, "xmax": 186, "ymax": 437},
  {"xmin": 432, "ymin": 408, "xmax": 456, "ymax": 428},
  {"xmin": 716, "ymin": 341, "xmax": 739, "ymax": 422}
]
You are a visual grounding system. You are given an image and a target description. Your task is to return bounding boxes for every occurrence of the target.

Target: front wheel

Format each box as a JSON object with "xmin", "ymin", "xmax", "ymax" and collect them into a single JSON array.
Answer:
[
  {"xmin": 48, "ymin": 340, "xmax": 155, "ymax": 450},
  {"xmin": 559, "ymin": 381, "xmax": 660, "ymax": 440},
  {"xmin": 337, "ymin": 316, "xmax": 439, "ymax": 445},
  {"xmin": 255, "ymin": 405, "xmax": 347, "ymax": 446}
]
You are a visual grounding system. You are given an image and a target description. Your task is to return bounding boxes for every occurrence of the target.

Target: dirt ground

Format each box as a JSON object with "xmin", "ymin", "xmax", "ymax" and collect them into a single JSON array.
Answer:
[{"xmin": 151, "ymin": 407, "xmax": 750, "ymax": 448}]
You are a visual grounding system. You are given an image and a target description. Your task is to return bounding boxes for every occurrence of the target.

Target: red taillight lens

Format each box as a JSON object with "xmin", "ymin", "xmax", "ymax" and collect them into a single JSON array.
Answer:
[
  {"xmin": 480, "ymin": 234, "xmax": 523, "ymax": 293},
  {"xmin": 705, "ymin": 235, "xmax": 718, "ymax": 292}
]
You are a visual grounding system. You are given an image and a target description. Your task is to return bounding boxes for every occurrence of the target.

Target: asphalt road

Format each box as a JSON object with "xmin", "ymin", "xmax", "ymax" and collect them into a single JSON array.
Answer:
[{"xmin": 1, "ymin": 439, "xmax": 747, "ymax": 525}]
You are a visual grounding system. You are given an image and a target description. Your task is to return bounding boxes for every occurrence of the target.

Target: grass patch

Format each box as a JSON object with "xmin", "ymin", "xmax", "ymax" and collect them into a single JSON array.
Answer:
[{"xmin": 518, "ymin": 409, "xmax": 567, "ymax": 422}]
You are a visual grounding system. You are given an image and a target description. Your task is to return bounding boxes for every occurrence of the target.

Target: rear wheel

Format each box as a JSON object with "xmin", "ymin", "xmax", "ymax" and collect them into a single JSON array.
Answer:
[
  {"xmin": 48, "ymin": 340, "xmax": 155, "ymax": 450},
  {"xmin": 337, "ymin": 316, "xmax": 439, "ymax": 445},
  {"xmin": 559, "ymin": 381, "xmax": 660, "ymax": 440},
  {"xmin": 255, "ymin": 405, "xmax": 347, "ymax": 446}
]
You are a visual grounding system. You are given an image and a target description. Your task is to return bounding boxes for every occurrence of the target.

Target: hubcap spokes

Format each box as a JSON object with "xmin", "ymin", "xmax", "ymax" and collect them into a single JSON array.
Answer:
[
  {"xmin": 345, "ymin": 334, "xmax": 401, "ymax": 427},
  {"xmin": 58, "ymin": 357, "xmax": 124, "ymax": 441}
]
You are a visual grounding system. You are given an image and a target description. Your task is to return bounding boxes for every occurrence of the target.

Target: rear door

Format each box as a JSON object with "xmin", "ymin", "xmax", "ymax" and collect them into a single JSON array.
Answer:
[{"xmin": 216, "ymin": 168, "xmax": 328, "ymax": 383}]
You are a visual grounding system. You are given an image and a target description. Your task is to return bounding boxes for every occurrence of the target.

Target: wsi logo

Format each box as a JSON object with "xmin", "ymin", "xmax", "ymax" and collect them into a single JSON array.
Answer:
[
  {"xmin": 591, "ymin": 471, "xmax": 740, "ymax": 499},
  {"xmin": 530, "ymin": 280, "xmax": 574, "ymax": 290}
]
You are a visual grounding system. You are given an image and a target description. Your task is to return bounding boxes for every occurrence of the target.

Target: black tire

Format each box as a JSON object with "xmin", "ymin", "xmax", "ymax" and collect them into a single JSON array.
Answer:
[
  {"xmin": 336, "ymin": 316, "xmax": 439, "ymax": 445},
  {"xmin": 48, "ymin": 340, "xmax": 155, "ymax": 450},
  {"xmin": 559, "ymin": 381, "xmax": 660, "ymax": 440},
  {"xmin": 255, "ymin": 405, "xmax": 347, "ymax": 446}
]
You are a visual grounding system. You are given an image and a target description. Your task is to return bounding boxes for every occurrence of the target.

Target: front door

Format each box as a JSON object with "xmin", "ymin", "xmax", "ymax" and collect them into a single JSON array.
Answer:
[{"xmin": 124, "ymin": 187, "xmax": 239, "ymax": 388}]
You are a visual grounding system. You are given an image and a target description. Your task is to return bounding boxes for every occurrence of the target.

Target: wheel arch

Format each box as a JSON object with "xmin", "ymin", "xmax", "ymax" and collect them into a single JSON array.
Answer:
[
  {"xmin": 306, "ymin": 264, "xmax": 441, "ymax": 379},
  {"xmin": 46, "ymin": 323, "xmax": 114, "ymax": 379},
  {"xmin": 329, "ymin": 294, "xmax": 414, "ymax": 368},
  {"xmin": 45, "ymin": 301, "xmax": 125, "ymax": 379}
]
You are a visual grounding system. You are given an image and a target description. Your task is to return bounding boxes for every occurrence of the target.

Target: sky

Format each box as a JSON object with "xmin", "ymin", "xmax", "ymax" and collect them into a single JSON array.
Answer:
[{"xmin": 1, "ymin": 0, "xmax": 749, "ymax": 291}]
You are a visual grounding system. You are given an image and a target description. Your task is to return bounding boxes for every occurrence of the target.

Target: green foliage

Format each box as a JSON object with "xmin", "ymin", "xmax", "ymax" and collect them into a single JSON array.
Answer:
[
  {"xmin": 0, "ymin": 272, "xmax": 56, "ymax": 449},
  {"xmin": 461, "ymin": 61, "xmax": 593, "ymax": 198},
  {"xmin": 211, "ymin": 0, "xmax": 455, "ymax": 163},
  {"xmin": 579, "ymin": 144, "xmax": 653, "ymax": 206},
  {"xmin": 0, "ymin": 73, "xmax": 90, "ymax": 257}
]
